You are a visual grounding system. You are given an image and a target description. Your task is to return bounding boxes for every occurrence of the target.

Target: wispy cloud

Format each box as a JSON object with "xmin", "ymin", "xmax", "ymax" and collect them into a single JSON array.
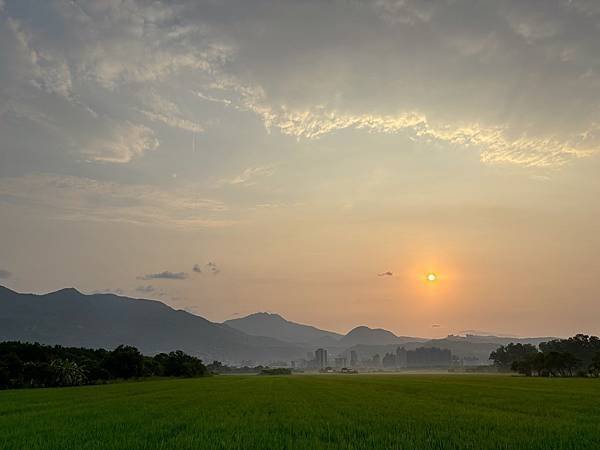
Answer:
[
  {"xmin": 0, "ymin": 174, "xmax": 233, "ymax": 229},
  {"xmin": 138, "ymin": 271, "xmax": 188, "ymax": 281},
  {"xmin": 217, "ymin": 165, "xmax": 277, "ymax": 187},
  {"xmin": 135, "ymin": 285, "xmax": 156, "ymax": 293},
  {"xmin": 377, "ymin": 271, "xmax": 393, "ymax": 277}
]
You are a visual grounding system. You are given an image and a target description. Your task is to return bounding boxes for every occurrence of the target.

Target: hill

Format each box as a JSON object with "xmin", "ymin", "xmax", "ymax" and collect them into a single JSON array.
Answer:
[
  {"xmin": 338, "ymin": 326, "xmax": 424, "ymax": 347},
  {"xmin": 0, "ymin": 286, "xmax": 303, "ymax": 364},
  {"xmin": 224, "ymin": 312, "xmax": 342, "ymax": 344}
]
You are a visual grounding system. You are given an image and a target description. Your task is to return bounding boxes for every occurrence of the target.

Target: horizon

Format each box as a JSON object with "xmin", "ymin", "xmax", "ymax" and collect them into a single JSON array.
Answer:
[{"xmin": 2, "ymin": 0, "xmax": 600, "ymax": 339}]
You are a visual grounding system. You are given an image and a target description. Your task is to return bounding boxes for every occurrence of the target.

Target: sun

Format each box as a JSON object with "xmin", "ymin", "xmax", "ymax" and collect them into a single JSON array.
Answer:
[{"xmin": 426, "ymin": 272, "xmax": 438, "ymax": 282}]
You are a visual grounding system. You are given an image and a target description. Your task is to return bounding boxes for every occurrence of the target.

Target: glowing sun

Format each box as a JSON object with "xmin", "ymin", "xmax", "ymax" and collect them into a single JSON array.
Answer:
[{"xmin": 426, "ymin": 272, "xmax": 438, "ymax": 282}]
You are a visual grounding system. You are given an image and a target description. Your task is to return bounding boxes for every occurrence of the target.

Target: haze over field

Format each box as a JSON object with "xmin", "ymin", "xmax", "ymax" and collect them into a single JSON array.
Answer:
[{"xmin": 1, "ymin": 0, "xmax": 600, "ymax": 338}]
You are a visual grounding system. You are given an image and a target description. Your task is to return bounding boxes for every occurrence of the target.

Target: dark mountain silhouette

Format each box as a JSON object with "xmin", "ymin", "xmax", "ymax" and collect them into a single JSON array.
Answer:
[
  {"xmin": 224, "ymin": 312, "xmax": 342, "ymax": 344},
  {"xmin": 0, "ymin": 286, "xmax": 304, "ymax": 363},
  {"xmin": 0, "ymin": 286, "xmax": 556, "ymax": 366}
]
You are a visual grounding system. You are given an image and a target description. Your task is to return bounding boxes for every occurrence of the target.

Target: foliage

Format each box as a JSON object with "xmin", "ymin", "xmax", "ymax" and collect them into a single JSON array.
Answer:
[
  {"xmin": 511, "ymin": 352, "xmax": 579, "ymax": 377},
  {"xmin": 154, "ymin": 351, "xmax": 207, "ymax": 377},
  {"xmin": 102, "ymin": 345, "xmax": 144, "ymax": 379},
  {"xmin": 1, "ymin": 375, "xmax": 600, "ymax": 449},
  {"xmin": 489, "ymin": 343, "xmax": 538, "ymax": 370},
  {"xmin": 0, "ymin": 341, "xmax": 207, "ymax": 389},
  {"xmin": 491, "ymin": 334, "xmax": 600, "ymax": 377},
  {"xmin": 589, "ymin": 353, "xmax": 600, "ymax": 377},
  {"xmin": 50, "ymin": 359, "xmax": 86, "ymax": 386},
  {"xmin": 259, "ymin": 368, "xmax": 292, "ymax": 375},
  {"xmin": 539, "ymin": 334, "xmax": 600, "ymax": 374}
]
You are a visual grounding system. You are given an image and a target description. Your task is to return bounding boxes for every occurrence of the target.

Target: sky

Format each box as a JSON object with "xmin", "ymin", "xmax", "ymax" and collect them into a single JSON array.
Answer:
[{"xmin": 1, "ymin": 0, "xmax": 600, "ymax": 338}]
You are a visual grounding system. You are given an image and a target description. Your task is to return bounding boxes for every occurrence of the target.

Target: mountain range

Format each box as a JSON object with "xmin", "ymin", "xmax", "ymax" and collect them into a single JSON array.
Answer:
[{"xmin": 0, "ymin": 286, "xmax": 555, "ymax": 364}]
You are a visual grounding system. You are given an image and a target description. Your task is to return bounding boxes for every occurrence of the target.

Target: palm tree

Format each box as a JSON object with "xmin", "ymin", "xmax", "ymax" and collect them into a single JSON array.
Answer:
[{"xmin": 50, "ymin": 359, "xmax": 86, "ymax": 386}]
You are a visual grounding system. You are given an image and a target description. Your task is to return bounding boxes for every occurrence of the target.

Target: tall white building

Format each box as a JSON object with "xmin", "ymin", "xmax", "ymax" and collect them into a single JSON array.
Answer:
[{"xmin": 315, "ymin": 348, "xmax": 328, "ymax": 369}]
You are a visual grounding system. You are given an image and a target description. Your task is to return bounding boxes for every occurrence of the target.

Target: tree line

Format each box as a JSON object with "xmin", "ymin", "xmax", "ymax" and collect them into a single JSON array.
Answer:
[
  {"xmin": 490, "ymin": 334, "xmax": 600, "ymax": 377},
  {"xmin": 0, "ymin": 341, "xmax": 207, "ymax": 389}
]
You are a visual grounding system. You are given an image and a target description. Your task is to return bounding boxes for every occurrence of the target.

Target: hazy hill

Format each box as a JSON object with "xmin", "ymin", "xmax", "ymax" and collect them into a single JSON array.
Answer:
[
  {"xmin": 224, "ymin": 312, "xmax": 342, "ymax": 344},
  {"xmin": 0, "ymin": 286, "xmax": 304, "ymax": 364},
  {"xmin": 339, "ymin": 326, "xmax": 425, "ymax": 347},
  {"xmin": 345, "ymin": 335, "xmax": 558, "ymax": 365}
]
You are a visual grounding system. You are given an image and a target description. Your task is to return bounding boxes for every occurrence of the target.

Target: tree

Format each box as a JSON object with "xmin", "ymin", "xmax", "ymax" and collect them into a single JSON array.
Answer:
[
  {"xmin": 540, "ymin": 334, "xmax": 600, "ymax": 373},
  {"xmin": 490, "ymin": 343, "xmax": 538, "ymax": 371},
  {"xmin": 50, "ymin": 359, "xmax": 86, "ymax": 386},
  {"xmin": 511, "ymin": 352, "xmax": 545, "ymax": 377},
  {"xmin": 154, "ymin": 351, "xmax": 207, "ymax": 377},
  {"xmin": 589, "ymin": 353, "xmax": 600, "ymax": 377},
  {"xmin": 102, "ymin": 345, "xmax": 144, "ymax": 379},
  {"xmin": 23, "ymin": 362, "xmax": 54, "ymax": 387}
]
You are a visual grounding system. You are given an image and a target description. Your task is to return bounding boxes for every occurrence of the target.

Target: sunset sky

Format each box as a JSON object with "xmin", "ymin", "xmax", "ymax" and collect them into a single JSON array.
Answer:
[{"xmin": 2, "ymin": 0, "xmax": 600, "ymax": 337}]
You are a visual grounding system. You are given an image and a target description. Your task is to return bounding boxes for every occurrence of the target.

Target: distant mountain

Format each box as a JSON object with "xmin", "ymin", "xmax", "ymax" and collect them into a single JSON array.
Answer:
[
  {"xmin": 339, "ymin": 326, "xmax": 425, "ymax": 347},
  {"xmin": 344, "ymin": 334, "xmax": 558, "ymax": 366},
  {"xmin": 419, "ymin": 335, "xmax": 557, "ymax": 365},
  {"xmin": 0, "ymin": 285, "xmax": 557, "ymax": 366},
  {"xmin": 224, "ymin": 312, "xmax": 342, "ymax": 344},
  {"xmin": 0, "ymin": 286, "xmax": 304, "ymax": 364}
]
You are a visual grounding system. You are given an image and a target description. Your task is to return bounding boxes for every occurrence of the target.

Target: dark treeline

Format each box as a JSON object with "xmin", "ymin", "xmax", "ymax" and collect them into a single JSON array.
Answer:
[
  {"xmin": 490, "ymin": 334, "xmax": 600, "ymax": 377},
  {"xmin": 0, "ymin": 341, "xmax": 207, "ymax": 389},
  {"xmin": 206, "ymin": 360, "xmax": 280, "ymax": 374}
]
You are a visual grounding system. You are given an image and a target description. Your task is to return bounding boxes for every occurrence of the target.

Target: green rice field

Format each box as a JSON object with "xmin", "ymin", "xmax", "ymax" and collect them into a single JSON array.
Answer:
[{"xmin": 1, "ymin": 374, "xmax": 599, "ymax": 449}]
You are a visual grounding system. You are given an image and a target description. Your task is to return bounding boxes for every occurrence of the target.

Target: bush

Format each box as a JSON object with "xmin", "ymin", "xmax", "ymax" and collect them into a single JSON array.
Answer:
[{"xmin": 260, "ymin": 368, "xmax": 292, "ymax": 375}]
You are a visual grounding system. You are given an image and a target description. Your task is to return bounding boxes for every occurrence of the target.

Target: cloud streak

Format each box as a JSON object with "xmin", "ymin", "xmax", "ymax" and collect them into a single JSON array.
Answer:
[
  {"xmin": 377, "ymin": 271, "xmax": 393, "ymax": 277},
  {"xmin": 139, "ymin": 271, "xmax": 188, "ymax": 281},
  {"xmin": 0, "ymin": 174, "xmax": 233, "ymax": 229}
]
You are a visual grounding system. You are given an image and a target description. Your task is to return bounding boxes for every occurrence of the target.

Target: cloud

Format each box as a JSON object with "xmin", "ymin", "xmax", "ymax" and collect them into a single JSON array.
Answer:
[
  {"xmin": 2, "ymin": 0, "xmax": 600, "ymax": 174},
  {"xmin": 139, "ymin": 271, "xmax": 188, "ymax": 280},
  {"xmin": 192, "ymin": 264, "xmax": 202, "ymax": 274},
  {"xmin": 0, "ymin": 269, "xmax": 11, "ymax": 279},
  {"xmin": 84, "ymin": 122, "xmax": 159, "ymax": 164},
  {"xmin": 93, "ymin": 288, "xmax": 124, "ymax": 295},
  {"xmin": 206, "ymin": 262, "xmax": 220, "ymax": 275},
  {"xmin": 135, "ymin": 285, "xmax": 156, "ymax": 293},
  {"xmin": 377, "ymin": 271, "xmax": 393, "ymax": 277},
  {"xmin": 217, "ymin": 165, "xmax": 277, "ymax": 187},
  {"xmin": 0, "ymin": 174, "xmax": 233, "ymax": 228}
]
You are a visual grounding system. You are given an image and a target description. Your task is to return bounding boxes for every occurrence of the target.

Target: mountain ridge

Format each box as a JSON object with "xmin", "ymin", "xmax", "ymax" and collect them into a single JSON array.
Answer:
[
  {"xmin": 224, "ymin": 312, "xmax": 343, "ymax": 344},
  {"xmin": 0, "ymin": 286, "xmax": 557, "ymax": 365},
  {"xmin": 0, "ymin": 285, "xmax": 304, "ymax": 364}
]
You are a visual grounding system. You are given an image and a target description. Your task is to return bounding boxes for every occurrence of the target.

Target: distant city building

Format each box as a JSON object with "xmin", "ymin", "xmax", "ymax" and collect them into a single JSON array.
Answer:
[
  {"xmin": 349, "ymin": 350, "xmax": 358, "ymax": 367},
  {"xmin": 372, "ymin": 353, "xmax": 381, "ymax": 367},
  {"xmin": 406, "ymin": 347, "xmax": 451, "ymax": 368},
  {"xmin": 334, "ymin": 356, "xmax": 347, "ymax": 368},
  {"xmin": 315, "ymin": 348, "xmax": 328, "ymax": 370}
]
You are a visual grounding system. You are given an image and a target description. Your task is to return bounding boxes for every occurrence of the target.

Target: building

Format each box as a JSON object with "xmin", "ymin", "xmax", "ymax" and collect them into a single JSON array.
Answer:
[
  {"xmin": 349, "ymin": 350, "xmax": 358, "ymax": 367},
  {"xmin": 406, "ymin": 347, "xmax": 452, "ymax": 368},
  {"xmin": 315, "ymin": 348, "xmax": 328, "ymax": 370},
  {"xmin": 334, "ymin": 356, "xmax": 347, "ymax": 368}
]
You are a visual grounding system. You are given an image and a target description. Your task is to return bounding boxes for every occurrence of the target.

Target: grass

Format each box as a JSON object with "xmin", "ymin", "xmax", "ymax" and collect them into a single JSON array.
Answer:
[{"xmin": 1, "ymin": 374, "xmax": 600, "ymax": 449}]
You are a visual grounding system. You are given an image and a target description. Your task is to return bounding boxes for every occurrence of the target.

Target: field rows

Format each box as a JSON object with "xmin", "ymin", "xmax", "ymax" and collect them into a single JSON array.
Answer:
[{"xmin": 1, "ymin": 374, "xmax": 599, "ymax": 449}]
